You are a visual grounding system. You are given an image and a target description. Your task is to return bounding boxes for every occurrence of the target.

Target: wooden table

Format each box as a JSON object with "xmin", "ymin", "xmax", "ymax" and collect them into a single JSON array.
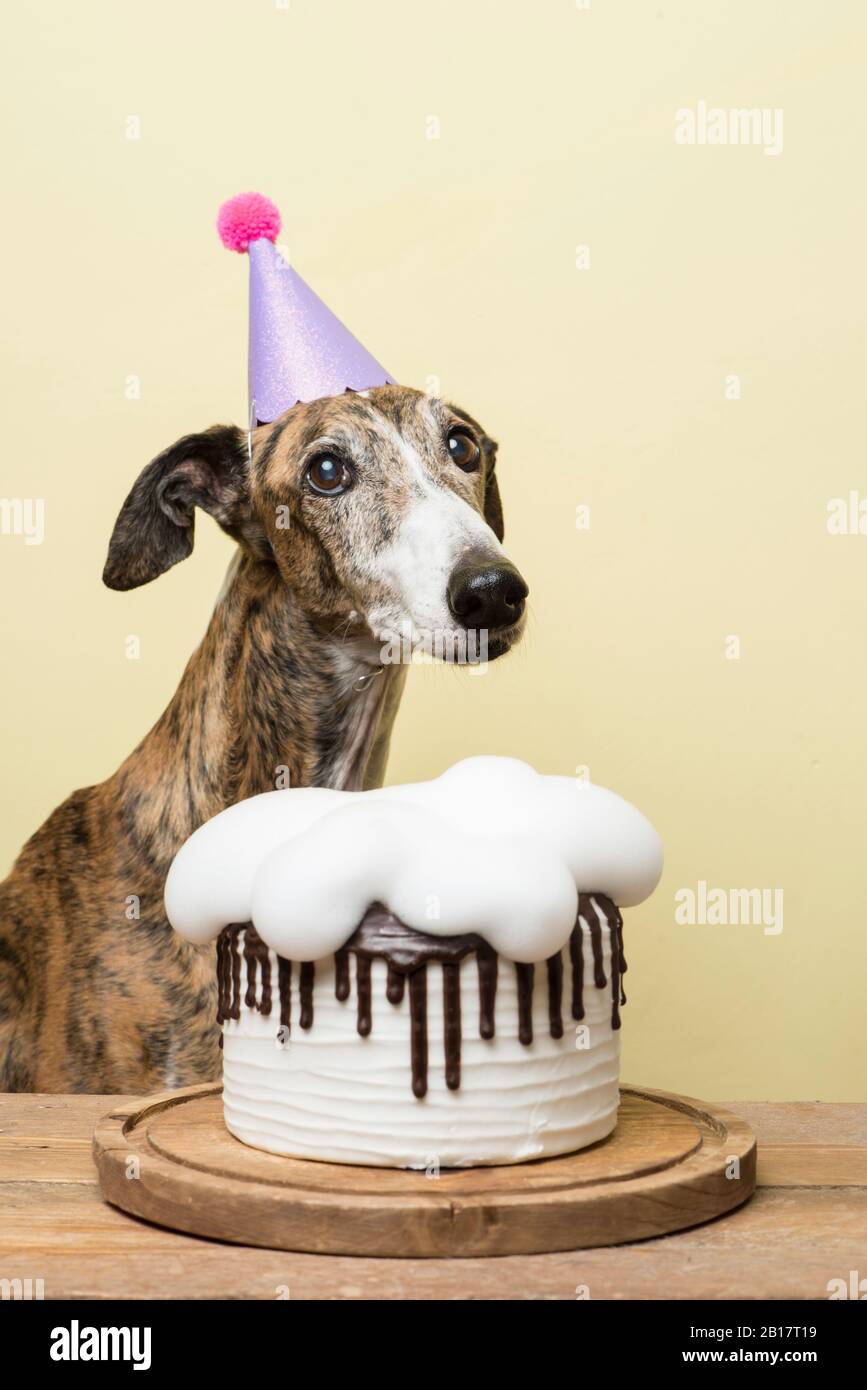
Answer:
[{"xmin": 1, "ymin": 1094, "xmax": 864, "ymax": 1300}]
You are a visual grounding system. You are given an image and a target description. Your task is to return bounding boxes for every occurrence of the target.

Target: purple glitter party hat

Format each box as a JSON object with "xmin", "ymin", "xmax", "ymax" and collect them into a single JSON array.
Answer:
[{"xmin": 217, "ymin": 191, "xmax": 396, "ymax": 424}]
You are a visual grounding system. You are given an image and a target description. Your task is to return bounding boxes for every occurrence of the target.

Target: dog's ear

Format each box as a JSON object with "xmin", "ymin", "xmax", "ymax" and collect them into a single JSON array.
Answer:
[
  {"xmin": 103, "ymin": 425, "xmax": 255, "ymax": 590},
  {"xmin": 483, "ymin": 442, "xmax": 504, "ymax": 542}
]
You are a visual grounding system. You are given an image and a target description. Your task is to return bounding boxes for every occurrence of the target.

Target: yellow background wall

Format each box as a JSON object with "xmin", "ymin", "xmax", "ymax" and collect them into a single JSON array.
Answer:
[{"xmin": 2, "ymin": 1, "xmax": 864, "ymax": 1099}]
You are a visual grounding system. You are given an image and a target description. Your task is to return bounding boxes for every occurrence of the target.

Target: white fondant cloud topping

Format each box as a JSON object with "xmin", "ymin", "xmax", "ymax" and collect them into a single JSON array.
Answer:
[{"xmin": 164, "ymin": 757, "xmax": 663, "ymax": 965}]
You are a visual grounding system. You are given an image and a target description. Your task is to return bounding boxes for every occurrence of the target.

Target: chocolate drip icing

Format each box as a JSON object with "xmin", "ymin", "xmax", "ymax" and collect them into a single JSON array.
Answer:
[
  {"xmin": 355, "ymin": 955, "xmax": 372, "ymax": 1036},
  {"xmin": 216, "ymin": 926, "xmax": 245, "ymax": 1048},
  {"xmin": 609, "ymin": 930, "xmax": 621, "ymax": 1030},
  {"xmin": 408, "ymin": 967, "xmax": 428, "ymax": 1099},
  {"xmin": 215, "ymin": 894, "xmax": 626, "ymax": 1096},
  {"xmin": 345, "ymin": 908, "xmax": 487, "ymax": 1097},
  {"xmin": 298, "ymin": 962, "xmax": 315, "ymax": 1029},
  {"xmin": 477, "ymin": 947, "xmax": 497, "ymax": 1040},
  {"xmin": 615, "ymin": 911, "xmax": 628, "ymax": 1003},
  {"xmin": 216, "ymin": 930, "xmax": 229, "ymax": 1024},
  {"xmin": 277, "ymin": 957, "xmax": 291, "ymax": 1030},
  {"xmin": 585, "ymin": 898, "xmax": 607, "ymax": 989},
  {"xmin": 547, "ymin": 952, "xmax": 564, "ymax": 1039},
  {"xmin": 442, "ymin": 962, "xmax": 462, "ymax": 1090},
  {"xmin": 243, "ymin": 929, "xmax": 271, "ymax": 1013},
  {"xmin": 569, "ymin": 918, "xmax": 585, "ymax": 1022},
  {"xmin": 334, "ymin": 948, "xmax": 350, "ymax": 1002},
  {"xmin": 572, "ymin": 893, "xmax": 611, "ymax": 1019},
  {"xmin": 515, "ymin": 963, "xmax": 535, "ymax": 1045},
  {"xmin": 386, "ymin": 964, "xmax": 405, "ymax": 1005},
  {"xmin": 216, "ymin": 924, "xmax": 244, "ymax": 1025},
  {"xmin": 609, "ymin": 904, "xmax": 627, "ymax": 1028},
  {"xmin": 229, "ymin": 927, "xmax": 242, "ymax": 1020}
]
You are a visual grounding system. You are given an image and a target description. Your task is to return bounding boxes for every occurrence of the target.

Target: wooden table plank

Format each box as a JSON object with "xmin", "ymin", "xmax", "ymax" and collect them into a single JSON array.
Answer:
[
  {"xmin": 757, "ymin": 1144, "xmax": 867, "ymax": 1187},
  {"xmin": 0, "ymin": 1187, "xmax": 864, "ymax": 1300},
  {"xmin": 719, "ymin": 1101, "xmax": 867, "ymax": 1147},
  {"xmin": 1, "ymin": 1094, "xmax": 865, "ymax": 1300},
  {"xmin": 718, "ymin": 1100, "xmax": 867, "ymax": 1187},
  {"xmin": 0, "ymin": 1095, "xmax": 139, "ymax": 1185},
  {"xmin": 0, "ymin": 1094, "xmax": 137, "ymax": 1140}
]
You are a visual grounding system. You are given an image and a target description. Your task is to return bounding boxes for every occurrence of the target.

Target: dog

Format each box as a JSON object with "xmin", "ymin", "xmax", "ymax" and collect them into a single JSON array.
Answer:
[{"xmin": 0, "ymin": 386, "xmax": 528, "ymax": 1093}]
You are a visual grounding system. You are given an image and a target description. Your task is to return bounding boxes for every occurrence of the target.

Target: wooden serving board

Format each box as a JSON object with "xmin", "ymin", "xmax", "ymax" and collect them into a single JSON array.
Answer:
[{"xmin": 92, "ymin": 1083, "xmax": 756, "ymax": 1257}]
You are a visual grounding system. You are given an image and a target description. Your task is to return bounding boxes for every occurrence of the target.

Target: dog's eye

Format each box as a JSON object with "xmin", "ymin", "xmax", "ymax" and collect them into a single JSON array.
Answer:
[
  {"xmin": 447, "ymin": 428, "xmax": 481, "ymax": 472},
  {"xmin": 306, "ymin": 454, "xmax": 353, "ymax": 496}
]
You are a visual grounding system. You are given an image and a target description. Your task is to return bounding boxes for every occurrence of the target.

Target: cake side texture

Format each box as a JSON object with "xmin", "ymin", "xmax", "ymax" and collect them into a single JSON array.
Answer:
[{"xmin": 220, "ymin": 896, "xmax": 624, "ymax": 1167}]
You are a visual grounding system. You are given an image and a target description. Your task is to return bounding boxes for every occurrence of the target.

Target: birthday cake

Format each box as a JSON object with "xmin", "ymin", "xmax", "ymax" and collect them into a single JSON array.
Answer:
[{"xmin": 165, "ymin": 757, "xmax": 662, "ymax": 1168}]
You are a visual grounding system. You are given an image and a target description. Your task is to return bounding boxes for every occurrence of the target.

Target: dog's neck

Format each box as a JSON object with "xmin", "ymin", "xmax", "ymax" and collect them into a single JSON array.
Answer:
[{"xmin": 110, "ymin": 553, "xmax": 406, "ymax": 873}]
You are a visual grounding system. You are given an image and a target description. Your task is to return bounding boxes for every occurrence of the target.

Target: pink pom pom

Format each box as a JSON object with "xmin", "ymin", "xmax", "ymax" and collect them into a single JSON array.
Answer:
[{"xmin": 217, "ymin": 192, "xmax": 281, "ymax": 253}]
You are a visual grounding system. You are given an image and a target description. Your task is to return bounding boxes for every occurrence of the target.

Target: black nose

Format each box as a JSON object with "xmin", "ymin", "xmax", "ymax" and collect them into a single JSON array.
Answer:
[{"xmin": 447, "ymin": 561, "xmax": 529, "ymax": 631}]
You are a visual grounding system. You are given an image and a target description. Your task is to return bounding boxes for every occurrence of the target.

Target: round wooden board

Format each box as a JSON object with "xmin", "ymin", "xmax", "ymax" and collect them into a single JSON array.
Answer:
[{"xmin": 93, "ymin": 1083, "xmax": 756, "ymax": 1257}]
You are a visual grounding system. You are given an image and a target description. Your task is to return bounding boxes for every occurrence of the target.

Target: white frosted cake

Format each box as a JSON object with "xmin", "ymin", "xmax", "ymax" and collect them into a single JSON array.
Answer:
[{"xmin": 165, "ymin": 757, "xmax": 662, "ymax": 1168}]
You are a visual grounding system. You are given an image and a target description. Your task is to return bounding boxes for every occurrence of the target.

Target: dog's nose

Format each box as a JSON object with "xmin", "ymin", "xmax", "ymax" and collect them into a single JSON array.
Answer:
[{"xmin": 447, "ymin": 561, "xmax": 529, "ymax": 631}]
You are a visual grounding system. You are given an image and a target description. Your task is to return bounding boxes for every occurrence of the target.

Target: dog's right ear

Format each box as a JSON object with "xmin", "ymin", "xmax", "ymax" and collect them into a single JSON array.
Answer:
[{"xmin": 103, "ymin": 425, "xmax": 251, "ymax": 590}]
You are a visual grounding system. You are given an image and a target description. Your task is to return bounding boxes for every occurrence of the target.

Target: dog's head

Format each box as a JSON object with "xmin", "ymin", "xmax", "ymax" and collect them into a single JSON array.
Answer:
[{"xmin": 104, "ymin": 385, "xmax": 528, "ymax": 661}]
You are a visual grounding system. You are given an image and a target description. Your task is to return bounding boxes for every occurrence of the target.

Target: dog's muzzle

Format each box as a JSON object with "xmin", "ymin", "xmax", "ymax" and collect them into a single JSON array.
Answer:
[{"xmin": 447, "ymin": 561, "xmax": 529, "ymax": 634}]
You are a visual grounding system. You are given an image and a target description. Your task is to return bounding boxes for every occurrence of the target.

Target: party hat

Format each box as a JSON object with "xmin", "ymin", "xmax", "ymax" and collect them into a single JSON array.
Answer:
[{"xmin": 217, "ymin": 191, "xmax": 396, "ymax": 424}]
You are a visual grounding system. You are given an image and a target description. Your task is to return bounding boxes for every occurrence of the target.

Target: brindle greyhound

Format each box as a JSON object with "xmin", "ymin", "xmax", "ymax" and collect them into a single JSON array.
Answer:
[{"xmin": 0, "ymin": 385, "xmax": 527, "ymax": 1093}]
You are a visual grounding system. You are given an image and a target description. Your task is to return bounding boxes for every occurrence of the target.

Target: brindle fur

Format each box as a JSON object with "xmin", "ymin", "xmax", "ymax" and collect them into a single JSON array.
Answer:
[{"xmin": 0, "ymin": 387, "xmax": 517, "ymax": 1093}]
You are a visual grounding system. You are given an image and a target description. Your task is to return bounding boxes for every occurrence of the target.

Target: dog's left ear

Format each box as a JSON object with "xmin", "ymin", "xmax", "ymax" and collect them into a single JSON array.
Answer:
[
  {"xmin": 103, "ymin": 425, "xmax": 257, "ymax": 590},
  {"xmin": 483, "ymin": 442, "xmax": 505, "ymax": 542}
]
